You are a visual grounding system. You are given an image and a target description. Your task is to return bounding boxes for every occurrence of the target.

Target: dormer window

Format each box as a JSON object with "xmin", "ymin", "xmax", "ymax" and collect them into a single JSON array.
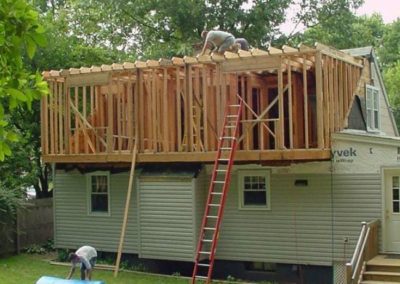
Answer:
[{"xmin": 366, "ymin": 84, "xmax": 380, "ymax": 131}]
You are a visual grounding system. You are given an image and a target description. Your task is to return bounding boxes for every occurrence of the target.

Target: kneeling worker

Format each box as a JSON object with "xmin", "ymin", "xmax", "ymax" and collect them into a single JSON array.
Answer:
[
  {"xmin": 199, "ymin": 30, "xmax": 238, "ymax": 56},
  {"xmin": 67, "ymin": 245, "xmax": 97, "ymax": 280}
]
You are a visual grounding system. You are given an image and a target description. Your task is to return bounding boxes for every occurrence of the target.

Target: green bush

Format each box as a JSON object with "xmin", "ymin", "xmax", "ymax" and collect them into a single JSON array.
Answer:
[{"xmin": 57, "ymin": 248, "xmax": 69, "ymax": 262}]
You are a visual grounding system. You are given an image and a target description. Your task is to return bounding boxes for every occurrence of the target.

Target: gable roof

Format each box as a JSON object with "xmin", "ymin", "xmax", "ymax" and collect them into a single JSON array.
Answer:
[{"xmin": 343, "ymin": 46, "xmax": 399, "ymax": 136}]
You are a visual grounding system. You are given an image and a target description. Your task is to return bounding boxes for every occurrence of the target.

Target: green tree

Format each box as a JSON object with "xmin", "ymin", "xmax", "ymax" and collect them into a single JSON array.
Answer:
[
  {"xmin": 293, "ymin": 11, "xmax": 384, "ymax": 49},
  {"xmin": 3, "ymin": 1, "xmax": 130, "ymax": 199},
  {"xmin": 378, "ymin": 19, "xmax": 400, "ymax": 68},
  {"xmin": 0, "ymin": 0, "xmax": 48, "ymax": 161},
  {"xmin": 383, "ymin": 62, "xmax": 400, "ymax": 129}
]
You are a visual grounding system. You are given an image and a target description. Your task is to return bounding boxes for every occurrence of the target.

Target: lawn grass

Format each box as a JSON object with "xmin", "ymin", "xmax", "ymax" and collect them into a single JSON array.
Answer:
[{"xmin": 0, "ymin": 253, "xmax": 191, "ymax": 284}]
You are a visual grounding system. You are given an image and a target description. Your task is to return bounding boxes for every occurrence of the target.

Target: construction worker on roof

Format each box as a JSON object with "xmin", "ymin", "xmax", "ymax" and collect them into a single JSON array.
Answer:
[{"xmin": 199, "ymin": 30, "xmax": 239, "ymax": 56}]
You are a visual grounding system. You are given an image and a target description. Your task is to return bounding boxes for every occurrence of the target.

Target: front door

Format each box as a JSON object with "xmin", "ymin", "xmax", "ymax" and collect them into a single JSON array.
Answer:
[{"xmin": 384, "ymin": 169, "xmax": 400, "ymax": 252}]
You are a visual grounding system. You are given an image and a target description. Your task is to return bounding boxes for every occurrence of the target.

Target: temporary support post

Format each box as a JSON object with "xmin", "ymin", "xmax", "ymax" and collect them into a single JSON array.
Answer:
[{"xmin": 114, "ymin": 139, "xmax": 138, "ymax": 277}]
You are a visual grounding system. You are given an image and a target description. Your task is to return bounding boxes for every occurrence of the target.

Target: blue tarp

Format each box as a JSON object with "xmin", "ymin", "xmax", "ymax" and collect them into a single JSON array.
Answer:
[{"xmin": 36, "ymin": 276, "xmax": 105, "ymax": 284}]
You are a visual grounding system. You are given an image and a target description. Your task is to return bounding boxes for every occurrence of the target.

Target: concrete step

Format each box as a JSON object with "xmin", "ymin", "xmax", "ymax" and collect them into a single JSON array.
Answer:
[{"xmin": 363, "ymin": 271, "xmax": 400, "ymax": 282}]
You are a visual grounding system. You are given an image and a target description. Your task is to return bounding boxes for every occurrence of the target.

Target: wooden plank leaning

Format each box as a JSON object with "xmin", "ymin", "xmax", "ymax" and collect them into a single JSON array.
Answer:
[{"xmin": 114, "ymin": 139, "xmax": 138, "ymax": 277}]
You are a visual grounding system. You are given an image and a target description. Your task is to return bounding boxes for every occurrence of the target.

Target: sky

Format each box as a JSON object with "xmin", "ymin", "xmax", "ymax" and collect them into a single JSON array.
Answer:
[{"xmin": 356, "ymin": 0, "xmax": 400, "ymax": 23}]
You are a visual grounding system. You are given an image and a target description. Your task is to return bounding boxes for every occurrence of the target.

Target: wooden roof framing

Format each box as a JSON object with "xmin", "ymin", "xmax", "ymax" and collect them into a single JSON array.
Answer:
[
  {"xmin": 41, "ymin": 42, "xmax": 366, "ymax": 164},
  {"xmin": 42, "ymin": 43, "xmax": 363, "ymax": 80}
]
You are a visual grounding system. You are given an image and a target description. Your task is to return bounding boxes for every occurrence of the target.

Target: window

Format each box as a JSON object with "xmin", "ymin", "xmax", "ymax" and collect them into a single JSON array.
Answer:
[
  {"xmin": 392, "ymin": 176, "xmax": 400, "ymax": 213},
  {"xmin": 366, "ymin": 84, "xmax": 380, "ymax": 131},
  {"xmin": 238, "ymin": 170, "xmax": 270, "ymax": 209},
  {"xmin": 86, "ymin": 172, "xmax": 110, "ymax": 215}
]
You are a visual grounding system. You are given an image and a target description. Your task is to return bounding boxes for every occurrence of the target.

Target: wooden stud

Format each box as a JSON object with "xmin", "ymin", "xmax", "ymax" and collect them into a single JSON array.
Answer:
[
  {"xmin": 74, "ymin": 86, "xmax": 79, "ymax": 154},
  {"xmin": 138, "ymin": 70, "xmax": 145, "ymax": 151},
  {"xmin": 40, "ymin": 92, "xmax": 46, "ymax": 155},
  {"xmin": 202, "ymin": 66, "xmax": 209, "ymax": 151},
  {"xmin": 83, "ymin": 85, "xmax": 89, "ymax": 154},
  {"xmin": 194, "ymin": 67, "xmax": 201, "ymax": 151},
  {"xmin": 49, "ymin": 82, "xmax": 55, "ymax": 154},
  {"xmin": 333, "ymin": 59, "xmax": 339, "ymax": 132},
  {"xmin": 277, "ymin": 66, "xmax": 284, "ymax": 149},
  {"xmin": 302, "ymin": 58, "xmax": 309, "ymax": 149},
  {"xmin": 323, "ymin": 55, "xmax": 330, "ymax": 148},
  {"xmin": 188, "ymin": 65, "xmax": 194, "ymax": 151},
  {"xmin": 54, "ymin": 82, "xmax": 59, "ymax": 154},
  {"xmin": 176, "ymin": 67, "xmax": 182, "ymax": 151},
  {"xmin": 107, "ymin": 82, "xmax": 114, "ymax": 153},
  {"xmin": 338, "ymin": 61, "xmax": 344, "ymax": 131},
  {"xmin": 150, "ymin": 70, "xmax": 156, "ymax": 151},
  {"xmin": 65, "ymin": 84, "xmax": 71, "ymax": 154},
  {"xmin": 163, "ymin": 69, "xmax": 169, "ymax": 152},
  {"xmin": 315, "ymin": 51, "xmax": 324, "ymax": 149},
  {"xmin": 117, "ymin": 77, "xmax": 122, "ymax": 153},
  {"xmin": 288, "ymin": 64, "xmax": 293, "ymax": 149}
]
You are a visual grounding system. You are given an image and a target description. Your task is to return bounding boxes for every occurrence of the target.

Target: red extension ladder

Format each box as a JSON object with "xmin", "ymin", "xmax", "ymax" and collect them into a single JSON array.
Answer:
[{"xmin": 191, "ymin": 100, "xmax": 243, "ymax": 284}]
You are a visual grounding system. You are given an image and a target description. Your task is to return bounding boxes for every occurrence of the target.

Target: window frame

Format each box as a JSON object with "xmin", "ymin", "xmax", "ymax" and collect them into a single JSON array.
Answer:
[
  {"xmin": 366, "ymin": 84, "xmax": 380, "ymax": 132},
  {"xmin": 238, "ymin": 170, "xmax": 271, "ymax": 210},
  {"xmin": 86, "ymin": 171, "xmax": 111, "ymax": 216}
]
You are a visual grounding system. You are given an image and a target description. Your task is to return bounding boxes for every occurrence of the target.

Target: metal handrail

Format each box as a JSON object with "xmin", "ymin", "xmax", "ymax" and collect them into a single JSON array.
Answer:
[
  {"xmin": 352, "ymin": 226, "xmax": 370, "ymax": 280},
  {"xmin": 346, "ymin": 219, "xmax": 379, "ymax": 284},
  {"xmin": 347, "ymin": 221, "xmax": 367, "ymax": 270}
]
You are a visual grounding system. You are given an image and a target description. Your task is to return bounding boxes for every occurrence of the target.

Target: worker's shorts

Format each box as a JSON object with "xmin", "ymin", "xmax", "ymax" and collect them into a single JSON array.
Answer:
[
  {"xmin": 81, "ymin": 257, "xmax": 97, "ymax": 272},
  {"xmin": 218, "ymin": 36, "xmax": 235, "ymax": 53}
]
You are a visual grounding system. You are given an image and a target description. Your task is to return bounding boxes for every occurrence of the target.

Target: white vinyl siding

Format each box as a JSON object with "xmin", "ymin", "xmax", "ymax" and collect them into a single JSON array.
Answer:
[
  {"xmin": 54, "ymin": 171, "xmax": 139, "ymax": 253},
  {"xmin": 366, "ymin": 84, "xmax": 380, "ymax": 131},
  {"xmin": 138, "ymin": 177, "xmax": 195, "ymax": 261},
  {"xmin": 215, "ymin": 171, "xmax": 382, "ymax": 265}
]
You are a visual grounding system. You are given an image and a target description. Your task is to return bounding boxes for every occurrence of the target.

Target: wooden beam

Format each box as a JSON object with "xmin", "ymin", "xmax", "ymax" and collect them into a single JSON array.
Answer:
[
  {"xmin": 282, "ymin": 45, "xmax": 298, "ymax": 53},
  {"xmin": 302, "ymin": 57, "xmax": 309, "ymax": 149},
  {"xmin": 268, "ymin": 46, "xmax": 283, "ymax": 55},
  {"xmin": 315, "ymin": 51, "xmax": 324, "ymax": 149},
  {"xmin": 171, "ymin": 57, "xmax": 185, "ymax": 66},
  {"xmin": 176, "ymin": 67, "xmax": 182, "ymax": 151},
  {"xmin": 250, "ymin": 48, "xmax": 269, "ymax": 56},
  {"xmin": 222, "ymin": 56, "xmax": 280, "ymax": 72},
  {"xmin": 315, "ymin": 42, "xmax": 363, "ymax": 67},
  {"xmin": 183, "ymin": 56, "xmax": 198, "ymax": 64},
  {"xmin": 42, "ymin": 149, "xmax": 331, "ymax": 163},
  {"xmin": 277, "ymin": 66, "xmax": 284, "ymax": 149},
  {"xmin": 322, "ymin": 55, "xmax": 330, "ymax": 148},
  {"xmin": 74, "ymin": 86, "xmax": 79, "ymax": 154},
  {"xmin": 288, "ymin": 64, "xmax": 293, "ymax": 149},
  {"xmin": 107, "ymin": 83, "xmax": 114, "ymax": 153},
  {"xmin": 202, "ymin": 66, "xmax": 209, "ymax": 151},
  {"xmin": 114, "ymin": 140, "xmax": 138, "ymax": 277},
  {"xmin": 163, "ymin": 69, "xmax": 169, "ymax": 152}
]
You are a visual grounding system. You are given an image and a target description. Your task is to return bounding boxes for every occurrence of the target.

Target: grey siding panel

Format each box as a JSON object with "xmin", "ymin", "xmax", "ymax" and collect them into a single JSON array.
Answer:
[
  {"xmin": 54, "ymin": 171, "xmax": 139, "ymax": 253},
  {"xmin": 138, "ymin": 179, "xmax": 194, "ymax": 261},
  {"xmin": 194, "ymin": 168, "xmax": 208, "ymax": 257},
  {"xmin": 332, "ymin": 174, "xmax": 382, "ymax": 261},
  {"xmin": 201, "ymin": 172, "xmax": 382, "ymax": 266},
  {"xmin": 216, "ymin": 173, "xmax": 333, "ymax": 265}
]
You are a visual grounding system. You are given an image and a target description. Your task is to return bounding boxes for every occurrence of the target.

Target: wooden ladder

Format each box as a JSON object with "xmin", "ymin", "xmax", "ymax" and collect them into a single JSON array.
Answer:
[{"xmin": 191, "ymin": 100, "xmax": 243, "ymax": 284}]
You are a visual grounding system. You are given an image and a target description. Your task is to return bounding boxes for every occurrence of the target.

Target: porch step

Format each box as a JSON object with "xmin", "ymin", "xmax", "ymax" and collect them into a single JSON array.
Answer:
[
  {"xmin": 360, "ymin": 280, "xmax": 399, "ymax": 284},
  {"xmin": 367, "ymin": 264, "xmax": 400, "ymax": 273},
  {"xmin": 362, "ymin": 271, "xmax": 400, "ymax": 282},
  {"xmin": 361, "ymin": 281, "xmax": 400, "ymax": 284}
]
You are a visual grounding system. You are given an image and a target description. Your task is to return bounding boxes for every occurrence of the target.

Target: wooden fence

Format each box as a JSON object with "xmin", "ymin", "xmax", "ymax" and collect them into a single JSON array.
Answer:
[{"xmin": 0, "ymin": 198, "xmax": 53, "ymax": 256}]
